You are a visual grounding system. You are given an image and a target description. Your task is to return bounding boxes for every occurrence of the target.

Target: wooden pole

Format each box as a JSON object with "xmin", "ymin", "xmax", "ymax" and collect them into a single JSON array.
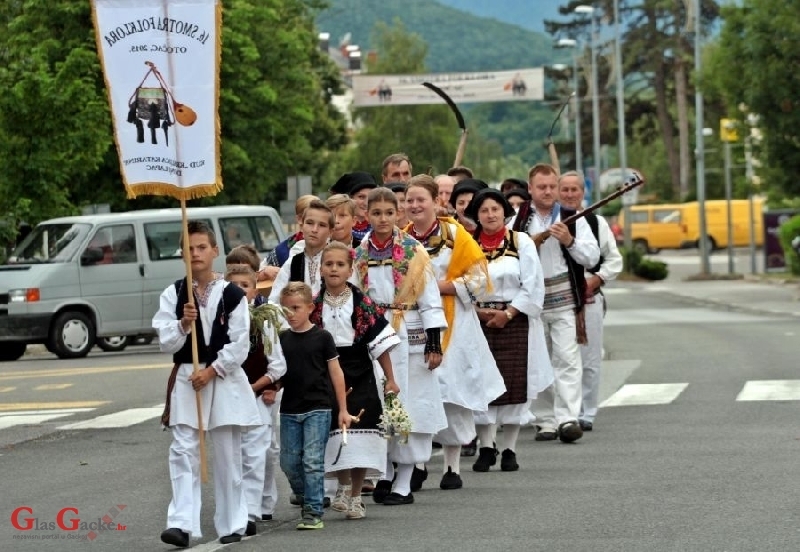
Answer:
[{"xmin": 180, "ymin": 197, "xmax": 208, "ymax": 483}]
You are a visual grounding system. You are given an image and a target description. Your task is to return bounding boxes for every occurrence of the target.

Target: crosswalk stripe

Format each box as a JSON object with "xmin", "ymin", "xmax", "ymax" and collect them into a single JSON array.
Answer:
[
  {"xmin": 604, "ymin": 308, "xmax": 776, "ymax": 327},
  {"xmin": 34, "ymin": 384, "xmax": 74, "ymax": 391},
  {"xmin": 0, "ymin": 387, "xmax": 15, "ymax": 393},
  {"xmin": 600, "ymin": 383, "xmax": 688, "ymax": 407},
  {"xmin": 1, "ymin": 408, "xmax": 96, "ymax": 417},
  {"xmin": 0, "ymin": 413, "xmax": 76, "ymax": 430},
  {"xmin": 0, "ymin": 401, "xmax": 109, "ymax": 411},
  {"xmin": 58, "ymin": 406, "xmax": 164, "ymax": 430},
  {"xmin": 736, "ymin": 380, "xmax": 800, "ymax": 401}
]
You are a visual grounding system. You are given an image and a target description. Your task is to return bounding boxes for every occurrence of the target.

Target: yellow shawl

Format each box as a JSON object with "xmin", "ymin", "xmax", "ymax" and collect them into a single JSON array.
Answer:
[{"xmin": 405, "ymin": 217, "xmax": 490, "ymax": 352}]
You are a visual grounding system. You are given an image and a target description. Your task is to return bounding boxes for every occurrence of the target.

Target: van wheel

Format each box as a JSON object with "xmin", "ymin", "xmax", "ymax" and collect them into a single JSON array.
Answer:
[
  {"xmin": 97, "ymin": 336, "xmax": 130, "ymax": 352},
  {"xmin": 632, "ymin": 239, "xmax": 649, "ymax": 256},
  {"xmin": 0, "ymin": 342, "xmax": 27, "ymax": 361},
  {"xmin": 49, "ymin": 312, "xmax": 95, "ymax": 359},
  {"xmin": 698, "ymin": 236, "xmax": 717, "ymax": 253}
]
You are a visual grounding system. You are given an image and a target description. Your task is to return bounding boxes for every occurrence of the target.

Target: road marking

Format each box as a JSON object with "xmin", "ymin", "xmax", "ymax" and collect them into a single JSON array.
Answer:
[
  {"xmin": 600, "ymin": 383, "xmax": 688, "ymax": 407},
  {"xmin": 0, "ymin": 363, "xmax": 168, "ymax": 382},
  {"xmin": 604, "ymin": 308, "xmax": 777, "ymax": 327},
  {"xmin": 0, "ymin": 387, "xmax": 15, "ymax": 393},
  {"xmin": 736, "ymin": 380, "xmax": 800, "ymax": 401},
  {"xmin": 58, "ymin": 406, "xmax": 164, "ymax": 430},
  {"xmin": 0, "ymin": 401, "xmax": 109, "ymax": 412},
  {"xmin": 34, "ymin": 383, "xmax": 74, "ymax": 391},
  {"xmin": 602, "ymin": 288, "xmax": 631, "ymax": 295},
  {"xmin": 0, "ymin": 413, "xmax": 78, "ymax": 430}
]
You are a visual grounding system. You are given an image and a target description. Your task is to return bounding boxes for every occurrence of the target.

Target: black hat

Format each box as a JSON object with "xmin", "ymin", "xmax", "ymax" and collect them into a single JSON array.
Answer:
[
  {"xmin": 464, "ymin": 188, "xmax": 515, "ymax": 223},
  {"xmin": 386, "ymin": 181, "xmax": 407, "ymax": 194},
  {"xmin": 500, "ymin": 178, "xmax": 527, "ymax": 192},
  {"xmin": 449, "ymin": 178, "xmax": 488, "ymax": 208},
  {"xmin": 504, "ymin": 188, "xmax": 531, "ymax": 202},
  {"xmin": 330, "ymin": 171, "xmax": 377, "ymax": 196}
]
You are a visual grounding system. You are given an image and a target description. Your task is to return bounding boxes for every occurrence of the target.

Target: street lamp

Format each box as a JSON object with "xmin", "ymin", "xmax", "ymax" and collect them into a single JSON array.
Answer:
[
  {"xmin": 575, "ymin": 4, "xmax": 601, "ymax": 204},
  {"xmin": 556, "ymin": 38, "xmax": 582, "ymax": 173}
]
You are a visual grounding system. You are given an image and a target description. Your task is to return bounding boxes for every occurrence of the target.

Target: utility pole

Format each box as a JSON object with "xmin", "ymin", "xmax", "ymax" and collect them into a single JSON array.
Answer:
[{"xmin": 694, "ymin": 0, "xmax": 710, "ymax": 274}]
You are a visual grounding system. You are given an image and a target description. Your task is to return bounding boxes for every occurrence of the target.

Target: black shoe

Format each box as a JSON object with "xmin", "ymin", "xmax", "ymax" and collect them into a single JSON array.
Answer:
[
  {"xmin": 361, "ymin": 480, "xmax": 375, "ymax": 494},
  {"xmin": 534, "ymin": 426, "xmax": 558, "ymax": 441},
  {"xmin": 372, "ymin": 479, "xmax": 393, "ymax": 504},
  {"xmin": 500, "ymin": 449, "xmax": 519, "ymax": 472},
  {"xmin": 558, "ymin": 421, "xmax": 584, "ymax": 443},
  {"xmin": 261, "ymin": 514, "xmax": 273, "ymax": 521},
  {"xmin": 432, "ymin": 441, "xmax": 443, "ymax": 448},
  {"xmin": 579, "ymin": 419, "xmax": 594, "ymax": 431},
  {"xmin": 439, "ymin": 467, "xmax": 463, "ymax": 490},
  {"xmin": 472, "ymin": 447, "xmax": 498, "ymax": 472},
  {"xmin": 382, "ymin": 492, "xmax": 414, "ymax": 505},
  {"xmin": 409, "ymin": 466, "xmax": 428, "ymax": 492},
  {"xmin": 323, "ymin": 497, "xmax": 331, "ymax": 508},
  {"xmin": 461, "ymin": 437, "xmax": 477, "ymax": 457},
  {"xmin": 160, "ymin": 528, "xmax": 189, "ymax": 548},
  {"xmin": 245, "ymin": 521, "xmax": 257, "ymax": 536},
  {"xmin": 219, "ymin": 533, "xmax": 242, "ymax": 544}
]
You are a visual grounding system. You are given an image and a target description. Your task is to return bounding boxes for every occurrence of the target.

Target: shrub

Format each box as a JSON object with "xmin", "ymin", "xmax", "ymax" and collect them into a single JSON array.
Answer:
[
  {"xmin": 778, "ymin": 215, "xmax": 800, "ymax": 276},
  {"xmin": 619, "ymin": 246, "xmax": 642, "ymax": 273},
  {"xmin": 634, "ymin": 259, "xmax": 669, "ymax": 281}
]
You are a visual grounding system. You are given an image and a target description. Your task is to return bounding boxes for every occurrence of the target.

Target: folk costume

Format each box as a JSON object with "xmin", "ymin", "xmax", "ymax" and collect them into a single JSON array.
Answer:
[
  {"xmin": 330, "ymin": 171, "xmax": 378, "ymax": 243},
  {"xmin": 579, "ymin": 213, "xmax": 623, "ymax": 428},
  {"xmin": 267, "ymin": 244, "xmax": 325, "ymax": 305},
  {"xmin": 153, "ymin": 276, "xmax": 261, "ymax": 540},
  {"xmin": 311, "ymin": 283, "xmax": 400, "ymax": 480},
  {"xmin": 240, "ymin": 305, "xmax": 287, "ymax": 525},
  {"xmin": 406, "ymin": 217, "xmax": 505, "ymax": 482},
  {"xmin": 472, "ymin": 228, "xmax": 552, "ymax": 419},
  {"xmin": 262, "ymin": 231, "xmax": 303, "ymax": 268},
  {"xmin": 354, "ymin": 229, "xmax": 448, "ymax": 499},
  {"xmin": 511, "ymin": 201, "xmax": 600, "ymax": 441}
]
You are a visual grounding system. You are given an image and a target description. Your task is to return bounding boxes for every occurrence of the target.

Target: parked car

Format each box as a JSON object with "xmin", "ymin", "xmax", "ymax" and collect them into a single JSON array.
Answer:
[{"xmin": 0, "ymin": 206, "xmax": 285, "ymax": 361}]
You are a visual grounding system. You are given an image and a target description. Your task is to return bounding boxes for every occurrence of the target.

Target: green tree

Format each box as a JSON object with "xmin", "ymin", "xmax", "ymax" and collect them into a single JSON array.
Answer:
[
  {"xmin": 705, "ymin": 0, "xmax": 800, "ymax": 199},
  {"xmin": 0, "ymin": 0, "xmax": 346, "ymax": 228}
]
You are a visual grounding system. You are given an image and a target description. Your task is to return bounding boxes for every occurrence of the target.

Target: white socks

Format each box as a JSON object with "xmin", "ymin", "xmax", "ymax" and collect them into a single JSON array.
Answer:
[
  {"xmin": 476, "ymin": 423, "xmax": 498, "ymax": 449},
  {"xmin": 442, "ymin": 445, "xmax": 461, "ymax": 474},
  {"xmin": 384, "ymin": 457, "xmax": 395, "ymax": 482},
  {"xmin": 393, "ymin": 463, "xmax": 414, "ymax": 496},
  {"xmin": 500, "ymin": 424, "xmax": 521, "ymax": 452}
]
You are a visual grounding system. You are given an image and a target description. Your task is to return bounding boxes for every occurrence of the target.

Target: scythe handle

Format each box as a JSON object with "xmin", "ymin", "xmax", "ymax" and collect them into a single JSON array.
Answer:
[{"xmin": 454, "ymin": 129, "xmax": 468, "ymax": 168}]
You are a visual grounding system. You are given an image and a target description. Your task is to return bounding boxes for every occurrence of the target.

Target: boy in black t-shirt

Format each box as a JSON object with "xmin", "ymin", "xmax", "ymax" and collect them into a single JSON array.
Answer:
[{"xmin": 277, "ymin": 282, "xmax": 351, "ymax": 530}]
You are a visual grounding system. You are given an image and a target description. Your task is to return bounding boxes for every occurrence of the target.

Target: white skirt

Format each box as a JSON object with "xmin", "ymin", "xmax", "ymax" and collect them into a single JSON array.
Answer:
[
  {"xmin": 388, "ymin": 432, "xmax": 433, "ymax": 464},
  {"xmin": 474, "ymin": 403, "xmax": 533, "ymax": 426},
  {"xmin": 324, "ymin": 428, "xmax": 387, "ymax": 480}
]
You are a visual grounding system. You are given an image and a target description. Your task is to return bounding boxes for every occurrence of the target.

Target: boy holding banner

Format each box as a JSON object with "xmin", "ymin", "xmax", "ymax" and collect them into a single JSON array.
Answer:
[{"xmin": 153, "ymin": 221, "xmax": 262, "ymax": 546}]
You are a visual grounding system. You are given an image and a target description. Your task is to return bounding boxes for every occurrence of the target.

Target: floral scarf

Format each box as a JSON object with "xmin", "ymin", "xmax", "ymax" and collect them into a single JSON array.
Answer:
[{"xmin": 310, "ymin": 282, "xmax": 388, "ymax": 345}]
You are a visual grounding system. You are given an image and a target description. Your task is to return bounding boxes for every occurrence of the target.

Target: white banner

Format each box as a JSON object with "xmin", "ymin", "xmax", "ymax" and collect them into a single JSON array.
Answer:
[
  {"xmin": 91, "ymin": 0, "xmax": 221, "ymax": 200},
  {"xmin": 352, "ymin": 68, "xmax": 544, "ymax": 107}
]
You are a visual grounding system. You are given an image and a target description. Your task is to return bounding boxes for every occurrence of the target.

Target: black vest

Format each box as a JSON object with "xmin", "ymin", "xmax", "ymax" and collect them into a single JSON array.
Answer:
[
  {"xmin": 289, "ymin": 253, "xmax": 305, "ymax": 283},
  {"xmin": 172, "ymin": 278, "xmax": 245, "ymax": 366},
  {"xmin": 584, "ymin": 213, "xmax": 605, "ymax": 274}
]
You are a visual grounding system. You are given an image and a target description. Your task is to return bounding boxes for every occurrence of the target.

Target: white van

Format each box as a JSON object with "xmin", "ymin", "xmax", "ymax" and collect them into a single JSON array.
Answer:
[{"xmin": 0, "ymin": 206, "xmax": 285, "ymax": 361}]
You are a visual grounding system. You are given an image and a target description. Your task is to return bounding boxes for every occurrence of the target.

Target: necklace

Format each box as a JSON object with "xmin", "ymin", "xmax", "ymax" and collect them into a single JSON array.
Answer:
[{"xmin": 324, "ymin": 286, "xmax": 352, "ymax": 308}]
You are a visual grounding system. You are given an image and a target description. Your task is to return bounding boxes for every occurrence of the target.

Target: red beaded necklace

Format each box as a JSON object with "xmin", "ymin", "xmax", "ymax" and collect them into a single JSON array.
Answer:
[{"xmin": 479, "ymin": 227, "xmax": 506, "ymax": 251}]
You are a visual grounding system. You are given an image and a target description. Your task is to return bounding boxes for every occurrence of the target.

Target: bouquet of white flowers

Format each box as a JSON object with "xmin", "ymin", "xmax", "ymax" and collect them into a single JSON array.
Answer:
[{"xmin": 378, "ymin": 392, "xmax": 412, "ymax": 444}]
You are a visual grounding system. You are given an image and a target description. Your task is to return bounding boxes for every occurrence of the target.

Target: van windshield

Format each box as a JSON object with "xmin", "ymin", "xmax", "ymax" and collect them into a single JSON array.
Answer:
[{"xmin": 6, "ymin": 223, "xmax": 91, "ymax": 264}]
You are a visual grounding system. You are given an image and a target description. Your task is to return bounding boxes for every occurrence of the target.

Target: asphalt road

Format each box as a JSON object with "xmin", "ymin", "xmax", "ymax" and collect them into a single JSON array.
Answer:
[{"xmin": 1, "ymin": 280, "xmax": 799, "ymax": 552}]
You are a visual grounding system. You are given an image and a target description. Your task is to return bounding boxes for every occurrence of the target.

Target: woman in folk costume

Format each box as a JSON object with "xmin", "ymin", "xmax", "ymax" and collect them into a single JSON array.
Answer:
[
  {"xmin": 353, "ymin": 187, "xmax": 448, "ymax": 506},
  {"xmin": 403, "ymin": 175, "xmax": 505, "ymax": 491},
  {"xmin": 311, "ymin": 242, "xmax": 401, "ymax": 520},
  {"xmin": 464, "ymin": 189, "xmax": 553, "ymax": 473}
]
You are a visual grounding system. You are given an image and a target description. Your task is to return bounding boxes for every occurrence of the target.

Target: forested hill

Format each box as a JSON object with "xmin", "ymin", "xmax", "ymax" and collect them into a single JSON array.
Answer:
[
  {"xmin": 316, "ymin": 0, "xmax": 556, "ymax": 72},
  {"xmin": 436, "ymin": 0, "xmax": 563, "ymax": 32}
]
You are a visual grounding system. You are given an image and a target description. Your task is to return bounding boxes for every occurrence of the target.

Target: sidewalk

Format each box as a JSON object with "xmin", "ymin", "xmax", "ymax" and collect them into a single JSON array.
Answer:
[{"xmin": 613, "ymin": 276, "xmax": 800, "ymax": 318}]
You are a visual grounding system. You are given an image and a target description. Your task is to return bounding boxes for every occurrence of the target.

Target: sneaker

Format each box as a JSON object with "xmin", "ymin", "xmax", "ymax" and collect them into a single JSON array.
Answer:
[
  {"xmin": 472, "ymin": 447, "xmax": 498, "ymax": 472},
  {"xmin": 409, "ymin": 466, "xmax": 428, "ymax": 492},
  {"xmin": 534, "ymin": 426, "xmax": 558, "ymax": 442},
  {"xmin": 382, "ymin": 492, "xmax": 414, "ymax": 506},
  {"xmin": 461, "ymin": 437, "xmax": 478, "ymax": 457},
  {"xmin": 331, "ymin": 485, "xmax": 351, "ymax": 512},
  {"xmin": 345, "ymin": 496, "xmax": 366, "ymax": 520},
  {"xmin": 500, "ymin": 449, "xmax": 519, "ymax": 472},
  {"xmin": 558, "ymin": 421, "xmax": 584, "ymax": 443},
  {"xmin": 372, "ymin": 479, "xmax": 393, "ymax": 504},
  {"xmin": 296, "ymin": 515, "xmax": 324, "ymax": 530},
  {"xmin": 579, "ymin": 419, "xmax": 594, "ymax": 431},
  {"xmin": 439, "ymin": 467, "xmax": 463, "ymax": 490}
]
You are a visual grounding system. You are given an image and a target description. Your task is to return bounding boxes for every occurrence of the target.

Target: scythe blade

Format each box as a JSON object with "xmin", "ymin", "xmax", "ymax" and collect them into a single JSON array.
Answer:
[{"xmin": 422, "ymin": 82, "xmax": 468, "ymax": 167}]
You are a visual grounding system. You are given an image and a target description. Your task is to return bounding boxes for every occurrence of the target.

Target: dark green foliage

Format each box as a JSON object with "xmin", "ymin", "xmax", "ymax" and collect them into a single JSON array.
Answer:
[
  {"xmin": 619, "ymin": 246, "xmax": 642, "ymax": 274},
  {"xmin": 634, "ymin": 259, "xmax": 669, "ymax": 281}
]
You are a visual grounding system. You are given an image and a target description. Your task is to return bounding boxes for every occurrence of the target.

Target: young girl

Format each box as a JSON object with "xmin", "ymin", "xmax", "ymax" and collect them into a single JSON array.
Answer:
[
  {"xmin": 353, "ymin": 187, "xmax": 448, "ymax": 506},
  {"xmin": 312, "ymin": 242, "xmax": 400, "ymax": 520},
  {"xmin": 404, "ymin": 175, "xmax": 505, "ymax": 490}
]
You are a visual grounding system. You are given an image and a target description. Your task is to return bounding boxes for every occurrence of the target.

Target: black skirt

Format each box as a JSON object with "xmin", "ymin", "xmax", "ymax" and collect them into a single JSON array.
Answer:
[
  {"xmin": 329, "ymin": 343, "xmax": 382, "ymax": 431},
  {"xmin": 480, "ymin": 314, "xmax": 529, "ymax": 405}
]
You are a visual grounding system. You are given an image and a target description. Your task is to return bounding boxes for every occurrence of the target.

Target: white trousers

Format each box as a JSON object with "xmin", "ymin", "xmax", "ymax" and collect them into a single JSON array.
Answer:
[
  {"xmin": 241, "ymin": 401, "xmax": 271, "ymax": 522},
  {"xmin": 532, "ymin": 308, "xmax": 583, "ymax": 431},
  {"xmin": 167, "ymin": 424, "xmax": 248, "ymax": 538},
  {"xmin": 261, "ymin": 390, "xmax": 282, "ymax": 516},
  {"xmin": 580, "ymin": 296, "xmax": 605, "ymax": 423}
]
